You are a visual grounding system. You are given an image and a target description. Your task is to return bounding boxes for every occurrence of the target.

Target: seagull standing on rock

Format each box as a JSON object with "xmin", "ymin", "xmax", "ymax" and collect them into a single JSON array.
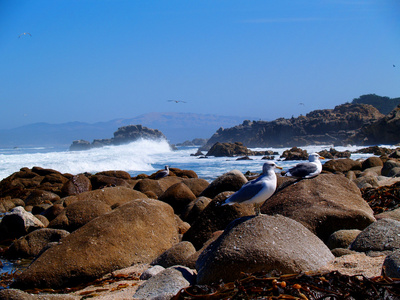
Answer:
[
  {"xmin": 155, "ymin": 165, "xmax": 169, "ymax": 179},
  {"xmin": 285, "ymin": 152, "xmax": 324, "ymax": 179},
  {"xmin": 221, "ymin": 161, "xmax": 282, "ymax": 215}
]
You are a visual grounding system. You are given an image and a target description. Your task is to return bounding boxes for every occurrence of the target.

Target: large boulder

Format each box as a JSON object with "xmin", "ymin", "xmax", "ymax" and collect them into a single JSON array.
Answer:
[
  {"xmin": 158, "ymin": 182, "xmax": 197, "ymax": 215},
  {"xmin": 60, "ymin": 174, "xmax": 92, "ymax": 197},
  {"xmin": 196, "ymin": 215, "xmax": 334, "ymax": 284},
  {"xmin": 322, "ymin": 159, "xmax": 362, "ymax": 173},
  {"xmin": 350, "ymin": 218, "xmax": 400, "ymax": 254},
  {"xmin": 48, "ymin": 200, "xmax": 112, "ymax": 232},
  {"xmin": 60, "ymin": 186, "xmax": 148, "ymax": 208},
  {"xmin": 200, "ymin": 170, "xmax": 247, "ymax": 199},
  {"xmin": 151, "ymin": 241, "xmax": 196, "ymax": 268},
  {"xmin": 182, "ymin": 193, "xmax": 255, "ymax": 249},
  {"xmin": 0, "ymin": 206, "xmax": 45, "ymax": 242},
  {"xmin": 12, "ymin": 198, "xmax": 179, "ymax": 289},
  {"xmin": 5, "ymin": 228, "xmax": 69, "ymax": 258},
  {"xmin": 261, "ymin": 173, "xmax": 375, "ymax": 242}
]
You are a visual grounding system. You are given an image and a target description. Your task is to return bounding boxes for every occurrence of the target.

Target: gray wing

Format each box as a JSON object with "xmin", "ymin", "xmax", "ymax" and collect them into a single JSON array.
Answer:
[
  {"xmin": 223, "ymin": 180, "xmax": 264, "ymax": 205},
  {"xmin": 288, "ymin": 162, "xmax": 318, "ymax": 178}
]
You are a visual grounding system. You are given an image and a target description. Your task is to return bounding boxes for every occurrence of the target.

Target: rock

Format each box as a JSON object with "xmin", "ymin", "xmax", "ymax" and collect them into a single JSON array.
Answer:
[
  {"xmin": 95, "ymin": 170, "xmax": 131, "ymax": 180},
  {"xmin": 61, "ymin": 186, "xmax": 148, "ymax": 207},
  {"xmin": 382, "ymin": 249, "xmax": 400, "ymax": 278},
  {"xmin": 24, "ymin": 190, "xmax": 60, "ymax": 206},
  {"xmin": 318, "ymin": 253, "xmax": 386, "ymax": 278},
  {"xmin": 356, "ymin": 146, "xmax": 395, "ymax": 156},
  {"xmin": 196, "ymin": 215, "xmax": 334, "ymax": 285},
  {"xmin": 113, "ymin": 124, "xmax": 167, "ymax": 145},
  {"xmin": 331, "ymin": 248, "xmax": 359, "ymax": 257},
  {"xmin": 158, "ymin": 183, "xmax": 197, "ymax": 215},
  {"xmin": 261, "ymin": 173, "xmax": 375, "ymax": 242},
  {"xmin": 40, "ymin": 204, "xmax": 64, "ymax": 222},
  {"xmin": 362, "ymin": 157, "xmax": 383, "ymax": 170},
  {"xmin": 151, "ymin": 241, "xmax": 196, "ymax": 268},
  {"xmin": 376, "ymin": 208, "xmax": 400, "ymax": 222},
  {"xmin": 48, "ymin": 200, "xmax": 112, "ymax": 232},
  {"xmin": 140, "ymin": 265, "xmax": 165, "ymax": 280},
  {"xmin": 181, "ymin": 196, "xmax": 212, "ymax": 224},
  {"xmin": 0, "ymin": 198, "xmax": 21, "ymax": 213},
  {"xmin": 322, "ymin": 158, "xmax": 362, "ymax": 173},
  {"xmin": 280, "ymin": 147, "xmax": 308, "ymax": 160},
  {"xmin": 133, "ymin": 266, "xmax": 196, "ymax": 300},
  {"xmin": 12, "ymin": 198, "xmax": 179, "ymax": 289},
  {"xmin": 326, "ymin": 229, "xmax": 362, "ymax": 250},
  {"xmin": 169, "ymin": 168, "xmax": 198, "ymax": 179},
  {"xmin": 182, "ymin": 192, "xmax": 255, "ymax": 249},
  {"xmin": 200, "ymin": 169, "xmax": 247, "ymax": 199},
  {"xmin": 0, "ymin": 206, "xmax": 45, "ymax": 242},
  {"xmin": 69, "ymin": 139, "xmax": 91, "ymax": 151},
  {"xmin": 90, "ymin": 174, "xmax": 132, "ymax": 189},
  {"xmin": 174, "ymin": 215, "xmax": 190, "ymax": 235},
  {"xmin": 134, "ymin": 179, "xmax": 165, "ymax": 198},
  {"xmin": 5, "ymin": 228, "xmax": 69, "ymax": 258},
  {"xmin": 60, "ymin": 174, "xmax": 92, "ymax": 197},
  {"xmin": 382, "ymin": 160, "xmax": 400, "ymax": 176},
  {"xmin": 318, "ymin": 148, "xmax": 351, "ymax": 159},
  {"xmin": 70, "ymin": 125, "xmax": 169, "ymax": 150},
  {"xmin": 205, "ymin": 142, "xmax": 253, "ymax": 157},
  {"xmin": 181, "ymin": 178, "xmax": 209, "ymax": 197},
  {"xmin": 353, "ymin": 175, "xmax": 380, "ymax": 189},
  {"xmin": 350, "ymin": 218, "xmax": 400, "ymax": 254}
]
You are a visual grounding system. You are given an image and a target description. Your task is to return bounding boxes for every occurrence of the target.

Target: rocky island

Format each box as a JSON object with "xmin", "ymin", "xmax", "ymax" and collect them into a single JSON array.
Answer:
[
  {"xmin": 200, "ymin": 103, "xmax": 386, "ymax": 151},
  {"xmin": 69, "ymin": 124, "xmax": 168, "ymax": 151}
]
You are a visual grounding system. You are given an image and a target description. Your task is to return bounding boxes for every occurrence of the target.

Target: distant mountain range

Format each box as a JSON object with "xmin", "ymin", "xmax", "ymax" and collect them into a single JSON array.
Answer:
[{"xmin": 0, "ymin": 112, "xmax": 252, "ymax": 147}]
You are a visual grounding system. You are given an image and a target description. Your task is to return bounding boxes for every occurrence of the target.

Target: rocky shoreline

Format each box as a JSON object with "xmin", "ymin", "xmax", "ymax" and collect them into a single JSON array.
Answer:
[{"xmin": 1, "ymin": 146, "xmax": 400, "ymax": 299}]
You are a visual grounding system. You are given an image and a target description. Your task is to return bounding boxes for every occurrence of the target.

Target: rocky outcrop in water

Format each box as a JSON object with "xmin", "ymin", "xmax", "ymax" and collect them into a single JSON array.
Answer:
[
  {"xmin": 199, "ymin": 103, "xmax": 384, "ymax": 150},
  {"xmin": 69, "ymin": 125, "xmax": 168, "ymax": 151}
]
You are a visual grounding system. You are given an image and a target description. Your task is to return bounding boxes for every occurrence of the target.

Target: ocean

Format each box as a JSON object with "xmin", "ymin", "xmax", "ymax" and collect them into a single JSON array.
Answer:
[{"xmin": 0, "ymin": 139, "xmax": 382, "ymax": 182}]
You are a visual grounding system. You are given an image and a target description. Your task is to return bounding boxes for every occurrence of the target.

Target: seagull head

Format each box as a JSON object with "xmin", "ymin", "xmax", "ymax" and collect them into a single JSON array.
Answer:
[{"xmin": 309, "ymin": 153, "xmax": 324, "ymax": 162}]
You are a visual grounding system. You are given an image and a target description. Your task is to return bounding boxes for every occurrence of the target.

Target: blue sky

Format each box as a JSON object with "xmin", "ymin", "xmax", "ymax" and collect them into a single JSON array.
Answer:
[{"xmin": 1, "ymin": 0, "xmax": 399, "ymax": 130}]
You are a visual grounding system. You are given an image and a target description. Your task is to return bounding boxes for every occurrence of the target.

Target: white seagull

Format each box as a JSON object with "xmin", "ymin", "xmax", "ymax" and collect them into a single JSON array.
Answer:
[
  {"xmin": 221, "ymin": 161, "xmax": 282, "ymax": 215},
  {"xmin": 285, "ymin": 152, "xmax": 324, "ymax": 179},
  {"xmin": 155, "ymin": 165, "xmax": 169, "ymax": 179}
]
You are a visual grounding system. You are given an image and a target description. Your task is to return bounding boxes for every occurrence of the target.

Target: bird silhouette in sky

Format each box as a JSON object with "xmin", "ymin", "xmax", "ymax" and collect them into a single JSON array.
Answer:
[
  {"xmin": 18, "ymin": 32, "xmax": 32, "ymax": 38},
  {"xmin": 168, "ymin": 100, "xmax": 186, "ymax": 103}
]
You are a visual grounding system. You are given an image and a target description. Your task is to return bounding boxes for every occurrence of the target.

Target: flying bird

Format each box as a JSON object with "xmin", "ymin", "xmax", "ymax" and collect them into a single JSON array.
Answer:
[
  {"xmin": 285, "ymin": 152, "xmax": 324, "ymax": 179},
  {"xmin": 299, "ymin": 102, "xmax": 305, "ymax": 106},
  {"xmin": 155, "ymin": 165, "xmax": 169, "ymax": 179},
  {"xmin": 18, "ymin": 32, "xmax": 32, "ymax": 38},
  {"xmin": 168, "ymin": 100, "xmax": 186, "ymax": 103},
  {"xmin": 221, "ymin": 161, "xmax": 282, "ymax": 215}
]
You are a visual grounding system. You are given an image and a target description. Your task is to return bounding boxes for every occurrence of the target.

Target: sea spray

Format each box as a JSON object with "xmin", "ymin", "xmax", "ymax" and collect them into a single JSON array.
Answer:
[{"xmin": 0, "ymin": 139, "xmax": 172, "ymax": 180}]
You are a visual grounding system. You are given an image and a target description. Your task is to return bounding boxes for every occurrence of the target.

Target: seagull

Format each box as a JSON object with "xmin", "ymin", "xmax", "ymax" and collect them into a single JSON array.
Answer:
[
  {"xmin": 221, "ymin": 161, "xmax": 282, "ymax": 215},
  {"xmin": 285, "ymin": 152, "xmax": 324, "ymax": 179},
  {"xmin": 168, "ymin": 100, "xmax": 186, "ymax": 103},
  {"xmin": 155, "ymin": 165, "xmax": 169, "ymax": 179},
  {"xmin": 18, "ymin": 32, "xmax": 32, "ymax": 38}
]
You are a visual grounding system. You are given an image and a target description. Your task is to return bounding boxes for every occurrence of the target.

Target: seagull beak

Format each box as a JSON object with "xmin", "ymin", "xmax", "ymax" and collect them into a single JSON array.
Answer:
[
  {"xmin": 320, "ymin": 156, "xmax": 325, "ymax": 160},
  {"xmin": 275, "ymin": 166, "xmax": 283, "ymax": 169}
]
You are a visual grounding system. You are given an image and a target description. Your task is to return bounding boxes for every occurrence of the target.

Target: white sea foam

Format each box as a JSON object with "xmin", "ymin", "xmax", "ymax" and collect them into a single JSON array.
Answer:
[{"xmin": 0, "ymin": 139, "xmax": 172, "ymax": 180}]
